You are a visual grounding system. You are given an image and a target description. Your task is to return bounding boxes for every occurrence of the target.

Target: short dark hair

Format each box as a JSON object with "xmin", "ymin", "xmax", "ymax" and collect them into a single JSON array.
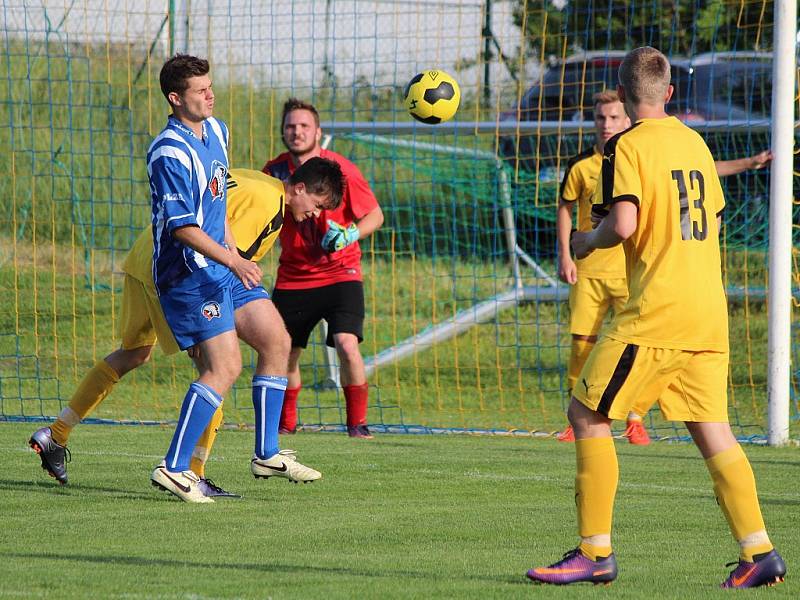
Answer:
[
  {"xmin": 281, "ymin": 98, "xmax": 320, "ymax": 129},
  {"xmin": 159, "ymin": 54, "xmax": 210, "ymax": 102},
  {"xmin": 288, "ymin": 157, "xmax": 344, "ymax": 210}
]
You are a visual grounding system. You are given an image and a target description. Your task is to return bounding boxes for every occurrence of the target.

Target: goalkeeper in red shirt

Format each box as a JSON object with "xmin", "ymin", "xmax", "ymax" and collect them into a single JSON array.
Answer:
[{"xmin": 263, "ymin": 98, "xmax": 384, "ymax": 438}]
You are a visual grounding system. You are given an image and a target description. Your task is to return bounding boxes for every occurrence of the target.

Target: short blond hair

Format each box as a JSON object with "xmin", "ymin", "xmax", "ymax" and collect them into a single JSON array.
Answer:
[
  {"xmin": 618, "ymin": 46, "xmax": 670, "ymax": 105},
  {"xmin": 593, "ymin": 89, "xmax": 621, "ymax": 107}
]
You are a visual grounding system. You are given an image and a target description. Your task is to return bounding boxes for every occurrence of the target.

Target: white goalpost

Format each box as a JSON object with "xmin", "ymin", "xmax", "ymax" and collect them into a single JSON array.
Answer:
[{"xmin": 766, "ymin": 0, "xmax": 797, "ymax": 446}]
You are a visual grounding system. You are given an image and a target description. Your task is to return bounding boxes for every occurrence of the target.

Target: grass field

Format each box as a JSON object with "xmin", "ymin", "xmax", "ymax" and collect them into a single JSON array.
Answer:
[{"xmin": 1, "ymin": 422, "xmax": 797, "ymax": 599}]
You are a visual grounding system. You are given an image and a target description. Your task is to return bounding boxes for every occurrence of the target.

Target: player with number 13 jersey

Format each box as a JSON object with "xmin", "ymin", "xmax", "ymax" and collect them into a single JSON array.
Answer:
[{"xmin": 591, "ymin": 116, "xmax": 728, "ymax": 352}]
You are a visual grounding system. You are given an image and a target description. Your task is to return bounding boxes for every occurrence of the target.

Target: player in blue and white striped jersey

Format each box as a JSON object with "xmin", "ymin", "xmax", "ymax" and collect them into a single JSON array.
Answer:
[
  {"xmin": 145, "ymin": 54, "xmax": 283, "ymax": 503},
  {"xmin": 147, "ymin": 108, "xmax": 230, "ymax": 294}
]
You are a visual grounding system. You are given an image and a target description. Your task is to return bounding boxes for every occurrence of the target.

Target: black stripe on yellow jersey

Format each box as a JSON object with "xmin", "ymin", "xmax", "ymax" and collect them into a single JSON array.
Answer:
[
  {"xmin": 591, "ymin": 122, "xmax": 643, "ymax": 223},
  {"xmin": 559, "ymin": 147, "xmax": 595, "ymax": 200}
]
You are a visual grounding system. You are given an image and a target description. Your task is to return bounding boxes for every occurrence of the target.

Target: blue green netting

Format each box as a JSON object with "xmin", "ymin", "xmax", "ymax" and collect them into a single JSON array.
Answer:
[{"xmin": 0, "ymin": 2, "xmax": 798, "ymax": 441}]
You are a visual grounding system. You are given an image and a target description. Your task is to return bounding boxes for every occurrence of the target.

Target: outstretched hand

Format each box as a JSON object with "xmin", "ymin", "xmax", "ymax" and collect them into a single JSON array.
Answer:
[
  {"xmin": 747, "ymin": 149, "xmax": 773, "ymax": 170},
  {"xmin": 321, "ymin": 219, "xmax": 360, "ymax": 253}
]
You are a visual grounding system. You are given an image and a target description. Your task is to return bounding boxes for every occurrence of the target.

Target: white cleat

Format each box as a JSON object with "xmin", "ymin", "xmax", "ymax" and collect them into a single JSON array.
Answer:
[
  {"xmin": 151, "ymin": 465, "xmax": 214, "ymax": 503},
  {"xmin": 251, "ymin": 449, "xmax": 322, "ymax": 484}
]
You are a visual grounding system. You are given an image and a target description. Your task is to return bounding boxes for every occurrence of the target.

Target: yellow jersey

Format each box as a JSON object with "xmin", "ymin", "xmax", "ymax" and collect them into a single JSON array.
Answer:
[
  {"xmin": 591, "ymin": 116, "xmax": 728, "ymax": 351},
  {"xmin": 123, "ymin": 169, "xmax": 285, "ymax": 288},
  {"xmin": 560, "ymin": 148, "xmax": 626, "ymax": 278}
]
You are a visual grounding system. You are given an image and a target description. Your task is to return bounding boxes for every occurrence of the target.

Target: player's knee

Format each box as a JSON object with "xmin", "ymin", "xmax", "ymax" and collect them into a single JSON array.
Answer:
[
  {"xmin": 273, "ymin": 328, "xmax": 291, "ymax": 361},
  {"xmin": 215, "ymin": 355, "xmax": 242, "ymax": 387},
  {"xmin": 117, "ymin": 346, "xmax": 154, "ymax": 373},
  {"xmin": 566, "ymin": 399, "xmax": 582, "ymax": 427},
  {"xmin": 287, "ymin": 348, "xmax": 303, "ymax": 372},
  {"xmin": 335, "ymin": 335, "xmax": 361, "ymax": 361}
]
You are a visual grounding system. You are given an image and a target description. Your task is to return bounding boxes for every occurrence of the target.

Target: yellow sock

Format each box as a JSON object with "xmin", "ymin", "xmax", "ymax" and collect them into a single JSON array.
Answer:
[
  {"xmin": 568, "ymin": 338, "xmax": 594, "ymax": 392},
  {"xmin": 50, "ymin": 360, "xmax": 120, "ymax": 446},
  {"xmin": 579, "ymin": 541, "xmax": 613, "ymax": 562},
  {"xmin": 575, "ymin": 437, "xmax": 618, "ymax": 543},
  {"xmin": 190, "ymin": 405, "xmax": 224, "ymax": 478},
  {"xmin": 705, "ymin": 444, "xmax": 772, "ymax": 561}
]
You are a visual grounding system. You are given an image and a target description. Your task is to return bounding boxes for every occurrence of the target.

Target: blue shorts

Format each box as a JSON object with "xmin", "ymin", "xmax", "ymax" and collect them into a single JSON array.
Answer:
[{"xmin": 159, "ymin": 265, "xmax": 270, "ymax": 350}]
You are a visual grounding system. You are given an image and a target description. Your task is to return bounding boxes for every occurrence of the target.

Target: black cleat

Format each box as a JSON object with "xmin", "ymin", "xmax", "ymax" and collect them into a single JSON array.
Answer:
[
  {"xmin": 197, "ymin": 477, "xmax": 241, "ymax": 498},
  {"xmin": 347, "ymin": 424, "xmax": 374, "ymax": 439},
  {"xmin": 29, "ymin": 427, "xmax": 70, "ymax": 485}
]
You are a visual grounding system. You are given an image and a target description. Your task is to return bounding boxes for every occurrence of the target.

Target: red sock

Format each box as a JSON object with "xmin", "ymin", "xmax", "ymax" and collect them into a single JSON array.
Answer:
[
  {"xmin": 344, "ymin": 383, "xmax": 369, "ymax": 427},
  {"xmin": 280, "ymin": 386, "xmax": 301, "ymax": 431}
]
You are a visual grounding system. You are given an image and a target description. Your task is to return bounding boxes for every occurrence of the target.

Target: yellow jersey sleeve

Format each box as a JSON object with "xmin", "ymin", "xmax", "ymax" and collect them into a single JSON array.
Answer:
[
  {"xmin": 559, "ymin": 149, "xmax": 594, "ymax": 202},
  {"xmin": 226, "ymin": 169, "xmax": 285, "ymax": 263}
]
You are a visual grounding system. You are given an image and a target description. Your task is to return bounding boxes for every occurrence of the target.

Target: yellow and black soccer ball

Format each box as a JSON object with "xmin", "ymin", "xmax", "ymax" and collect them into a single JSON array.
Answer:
[{"xmin": 403, "ymin": 70, "xmax": 460, "ymax": 124}]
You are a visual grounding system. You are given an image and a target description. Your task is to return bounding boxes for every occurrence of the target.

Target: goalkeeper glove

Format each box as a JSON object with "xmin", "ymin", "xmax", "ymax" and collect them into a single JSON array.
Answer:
[{"xmin": 321, "ymin": 219, "xmax": 360, "ymax": 253}]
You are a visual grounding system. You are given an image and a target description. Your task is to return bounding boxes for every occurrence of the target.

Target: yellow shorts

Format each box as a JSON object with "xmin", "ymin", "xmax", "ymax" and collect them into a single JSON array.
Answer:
[
  {"xmin": 573, "ymin": 336, "xmax": 729, "ymax": 422},
  {"xmin": 119, "ymin": 274, "xmax": 180, "ymax": 356},
  {"xmin": 568, "ymin": 276, "xmax": 628, "ymax": 336}
]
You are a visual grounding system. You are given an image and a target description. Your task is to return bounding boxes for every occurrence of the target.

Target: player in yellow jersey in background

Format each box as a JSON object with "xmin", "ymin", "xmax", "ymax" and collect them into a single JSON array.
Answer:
[
  {"xmin": 556, "ymin": 90, "xmax": 772, "ymax": 445},
  {"xmin": 528, "ymin": 47, "xmax": 785, "ymax": 588},
  {"xmin": 30, "ymin": 163, "xmax": 342, "ymax": 496}
]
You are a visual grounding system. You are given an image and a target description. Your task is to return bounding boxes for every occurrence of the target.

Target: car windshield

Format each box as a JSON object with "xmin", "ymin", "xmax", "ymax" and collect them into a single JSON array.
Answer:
[
  {"xmin": 668, "ymin": 62, "xmax": 772, "ymax": 120},
  {"xmin": 522, "ymin": 58, "xmax": 623, "ymax": 119}
]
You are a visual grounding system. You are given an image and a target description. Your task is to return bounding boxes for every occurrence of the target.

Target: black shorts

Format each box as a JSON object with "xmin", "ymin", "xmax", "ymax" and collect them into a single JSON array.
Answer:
[{"xmin": 271, "ymin": 281, "xmax": 365, "ymax": 348}]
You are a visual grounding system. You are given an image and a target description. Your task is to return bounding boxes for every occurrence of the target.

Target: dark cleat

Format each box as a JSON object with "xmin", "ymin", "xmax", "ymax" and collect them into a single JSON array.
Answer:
[
  {"xmin": 347, "ymin": 424, "xmax": 374, "ymax": 439},
  {"xmin": 527, "ymin": 548, "xmax": 618, "ymax": 585},
  {"xmin": 29, "ymin": 427, "xmax": 70, "ymax": 485},
  {"xmin": 721, "ymin": 550, "xmax": 786, "ymax": 589},
  {"xmin": 197, "ymin": 477, "xmax": 241, "ymax": 498}
]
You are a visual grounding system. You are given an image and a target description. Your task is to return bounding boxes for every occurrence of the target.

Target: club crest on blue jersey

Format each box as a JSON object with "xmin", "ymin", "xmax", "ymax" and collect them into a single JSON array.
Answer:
[
  {"xmin": 201, "ymin": 301, "xmax": 221, "ymax": 321},
  {"xmin": 209, "ymin": 161, "xmax": 227, "ymax": 201}
]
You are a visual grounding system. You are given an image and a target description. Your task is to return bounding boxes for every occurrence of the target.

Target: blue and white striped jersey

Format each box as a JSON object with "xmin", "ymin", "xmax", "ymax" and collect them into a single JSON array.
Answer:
[{"xmin": 147, "ymin": 115, "xmax": 229, "ymax": 293}]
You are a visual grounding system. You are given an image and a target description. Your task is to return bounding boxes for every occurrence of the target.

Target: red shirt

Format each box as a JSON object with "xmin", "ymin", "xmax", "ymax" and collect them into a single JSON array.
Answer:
[{"xmin": 262, "ymin": 148, "xmax": 379, "ymax": 289}]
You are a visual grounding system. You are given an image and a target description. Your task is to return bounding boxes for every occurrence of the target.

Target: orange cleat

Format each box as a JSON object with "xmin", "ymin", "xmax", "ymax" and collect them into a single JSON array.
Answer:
[
  {"xmin": 624, "ymin": 420, "xmax": 651, "ymax": 446},
  {"xmin": 556, "ymin": 425, "xmax": 575, "ymax": 442}
]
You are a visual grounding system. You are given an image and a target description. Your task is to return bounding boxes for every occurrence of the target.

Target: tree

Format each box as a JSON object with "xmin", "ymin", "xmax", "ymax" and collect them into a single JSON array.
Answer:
[{"xmin": 511, "ymin": 0, "xmax": 776, "ymax": 59}]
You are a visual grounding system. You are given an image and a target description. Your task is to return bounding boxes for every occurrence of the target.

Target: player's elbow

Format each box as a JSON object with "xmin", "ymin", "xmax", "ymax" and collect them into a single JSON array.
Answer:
[
  {"xmin": 373, "ymin": 206, "xmax": 385, "ymax": 229},
  {"xmin": 613, "ymin": 218, "xmax": 636, "ymax": 241}
]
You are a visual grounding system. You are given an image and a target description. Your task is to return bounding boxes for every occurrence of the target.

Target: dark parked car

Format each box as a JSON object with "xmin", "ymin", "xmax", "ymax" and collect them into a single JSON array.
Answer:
[
  {"xmin": 505, "ymin": 51, "xmax": 625, "ymax": 125},
  {"xmin": 504, "ymin": 50, "xmax": 773, "ymax": 125},
  {"xmin": 668, "ymin": 52, "xmax": 773, "ymax": 121}
]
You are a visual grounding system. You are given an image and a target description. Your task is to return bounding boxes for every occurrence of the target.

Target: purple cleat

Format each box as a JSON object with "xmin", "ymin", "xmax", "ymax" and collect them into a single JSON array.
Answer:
[
  {"xmin": 526, "ymin": 548, "xmax": 617, "ymax": 586},
  {"xmin": 721, "ymin": 550, "xmax": 786, "ymax": 589},
  {"xmin": 347, "ymin": 424, "xmax": 373, "ymax": 439}
]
